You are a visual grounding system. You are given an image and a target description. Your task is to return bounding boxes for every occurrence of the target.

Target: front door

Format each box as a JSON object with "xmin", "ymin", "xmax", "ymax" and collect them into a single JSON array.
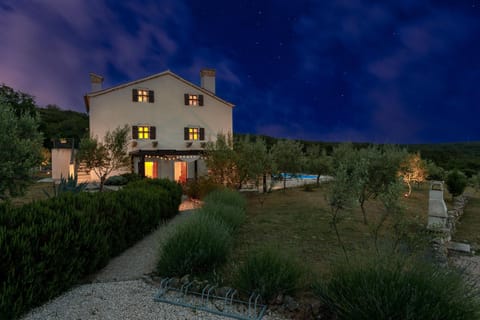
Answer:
[
  {"xmin": 144, "ymin": 161, "xmax": 158, "ymax": 178},
  {"xmin": 174, "ymin": 161, "xmax": 187, "ymax": 183}
]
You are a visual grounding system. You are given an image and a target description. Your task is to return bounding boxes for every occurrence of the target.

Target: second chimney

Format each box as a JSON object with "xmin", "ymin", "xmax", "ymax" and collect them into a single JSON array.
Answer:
[
  {"xmin": 89, "ymin": 73, "xmax": 104, "ymax": 92},
  {"xmin": 200, "ymin": 68, "xmax": 216, "ymax": 94}
]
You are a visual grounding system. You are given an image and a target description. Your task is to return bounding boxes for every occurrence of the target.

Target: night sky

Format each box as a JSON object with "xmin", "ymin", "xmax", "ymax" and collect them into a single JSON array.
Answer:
[{"xmin": 1, "ymin": 1, "xmax": 479, "ymax": 144}]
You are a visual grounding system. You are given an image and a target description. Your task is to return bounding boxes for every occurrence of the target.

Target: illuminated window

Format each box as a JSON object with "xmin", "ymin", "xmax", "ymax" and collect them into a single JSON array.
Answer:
[
  {"xmin": 132, "ymin": 125, "xmax": 156, "ymax": 140},
  {"xmin": 189, "ymin": 95, "xmax": 199, "ymax": 106},
  {"xmin": 133, "ymin": 89, "xmax": 154, "ymax": 103},
  {"xmin": 138, "ymin": 126, "xmax": 150, "ymax": 139},
  {"xmin": 184, "ymin": 127, "xmax": 205, "ymax": 141},
  {"xmin": 184, "ymin": 93, "xmax": 204, "ymax": 106},
  {"xmin": 138, "ymin": 90, "xmax": 148, "ymax": 102},
  {"xmin": 189, "ymin": 128, "xmax": 199, "ymax": 140}
]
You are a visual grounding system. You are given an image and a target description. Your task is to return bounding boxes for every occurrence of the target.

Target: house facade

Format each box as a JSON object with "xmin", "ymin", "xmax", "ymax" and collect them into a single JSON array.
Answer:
[{"xmin": 83, "ymin": 69, "xmax": 234, "ymax": 183}]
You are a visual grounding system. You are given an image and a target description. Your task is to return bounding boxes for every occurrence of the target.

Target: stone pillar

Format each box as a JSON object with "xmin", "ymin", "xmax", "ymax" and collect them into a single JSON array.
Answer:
[{"xmin": 427, "ymin": 181, "xmax": 448, "ymax": 230}]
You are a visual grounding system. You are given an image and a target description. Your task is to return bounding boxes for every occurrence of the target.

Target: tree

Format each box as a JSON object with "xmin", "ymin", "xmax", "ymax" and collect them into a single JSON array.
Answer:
[
  {"xmin": 305, "ymin": 145, "xmax": 332, "ymax": 186},
  {"xmin": 0, "ymin": 105, "xmax": 43, "ymax": 199},
  {"xmin": 425, "ymin": 160, "xmax": 445, "ymax": 181},
  {"xmin": 398, "ymin": 152, "xmax": 426, "ymax": 197},
  {"xmin": 471, "ymin": 172, "xmax": 480, "ymax": 192},
  {"xmin": 77, "ymin": 125, "xmax": 130, "ymax": 191},
  {"xmin": 446, "ymin": 170, "xmax": 467, "ymax": 200},
  {"xmin": 271, "ymin": 139, "xmax": 304, "ymax": 190},
  {"xmin": 326, "ymin": 162, "xmax": 356, "ymax": 262},
  {"xmin": 37, "ymin": 105, "xmax": 89, "ymax": 148},
  {"xmin": 204, "ymin": 133, "xmax": 238, "ymax": 188},
  {"xmin": 0, "ymin": 84, "xmax": 37, "ymax": 119},
  {"xmin": 235, "ymin": 135, "xmax": 273, "ymax": 192},
  {"xmin": 356, "ymin": 145, "xmax": 406, "ymax": 224}
]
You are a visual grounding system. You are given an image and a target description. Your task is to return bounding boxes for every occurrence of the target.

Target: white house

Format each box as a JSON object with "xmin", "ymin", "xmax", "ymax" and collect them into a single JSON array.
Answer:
[{"xmin": 83, "ymin": 69, "xmax": 234, "ymax": 183}]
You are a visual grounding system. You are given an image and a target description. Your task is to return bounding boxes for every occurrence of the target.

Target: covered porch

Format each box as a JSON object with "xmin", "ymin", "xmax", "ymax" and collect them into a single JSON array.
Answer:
[{"xmin": 130, "ymin": 150, "xmax": 207, "ymax": 183}]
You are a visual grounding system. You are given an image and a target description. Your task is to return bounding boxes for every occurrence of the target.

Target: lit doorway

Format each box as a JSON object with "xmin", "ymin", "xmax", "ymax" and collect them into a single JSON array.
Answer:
[
  {"xmin": 174, "ymin": 161, "xmax": 187, "ymax": 183},
  {"xmin": 144, "ymin": 161, "xmax": 158, "ymax": 178}
]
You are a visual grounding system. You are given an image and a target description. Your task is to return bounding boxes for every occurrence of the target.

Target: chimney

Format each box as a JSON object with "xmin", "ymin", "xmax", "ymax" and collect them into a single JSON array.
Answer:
[
  {"xmin": 89, "ymin": 73, "xmax": 104, "ymax": 92},
  {"xmin": 200, "ymin": 68, "xmax": 216, "ymax": 94}
]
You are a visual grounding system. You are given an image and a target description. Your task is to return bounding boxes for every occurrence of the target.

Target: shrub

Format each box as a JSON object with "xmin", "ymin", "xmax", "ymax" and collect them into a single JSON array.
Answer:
[
  {"xmin": 104, "ymin": 175, "xmax": 128, "ymax": 186},
  {"xmin": 203, "ymin": 189, "xmax": 246, "ymax": 209},
  {"xmin": 0, "ymin": 179, "xmax": 181, "ymax": 319},
  {"xmin": 157, "ymin": 214, "xmax": 232, "ymax": 277},
  {"xmin": 446, "ymin": 169, "xmax": 468, "ymax": 199},
  {"xmin": 199, "ymin": 202, "xmax": 246, "ymax": 233},
  {"xmin": 314, "ymin": 252, "xmax": 480, "ymax": 320},
  {"xmin": 184, "ymin": 176, "xmax": 221, "ymax": 199},
  {"xmin": 121, "ymin": 172, "xmax": 142, "ymax": 184},
  {"xmin": 234, "ymin": 246, "xmax": 303, "ymax": 301}
]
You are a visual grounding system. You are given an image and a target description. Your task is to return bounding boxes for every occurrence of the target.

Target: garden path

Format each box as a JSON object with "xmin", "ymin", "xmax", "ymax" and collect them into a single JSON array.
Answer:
[{"xmin": 91, "ymin": 201, "xmax": 196, "ymax": 282}]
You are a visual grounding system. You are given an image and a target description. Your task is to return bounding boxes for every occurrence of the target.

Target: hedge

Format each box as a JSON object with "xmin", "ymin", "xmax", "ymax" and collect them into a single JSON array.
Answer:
[{"xmin": 0, "ymin": 178, "xmax": 182, "ymax": 319}]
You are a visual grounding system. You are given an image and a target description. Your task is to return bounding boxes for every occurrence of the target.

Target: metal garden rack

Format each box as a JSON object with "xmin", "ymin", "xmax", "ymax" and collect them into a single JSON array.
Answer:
[{"xmin": 153, "ymin": 278, "xmax": 267, "ymax": 320}]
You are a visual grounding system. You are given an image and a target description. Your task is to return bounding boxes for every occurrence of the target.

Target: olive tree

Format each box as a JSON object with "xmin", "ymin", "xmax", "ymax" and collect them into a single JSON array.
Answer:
[
  {"xmin": 398, "ymin": 152, "xmax": 426, "ymax": 197},
  {"xmin": 204, "ymin": 133, "xmax": 238, "ymax": 188},
  {"xmin": 0, "ymin": 105, "xmax": 43, "ymax": 199},
  {"xmin": 235, "ymin": 135, "xmax": 273, "ymax": 192},
  {"xmin": 77, "ymin": 125, "xmax": 130, "ymax": 191},
  {"xmin": 305, "ymin": 145, "xmax": 332, "ymax": 186},
  {"xmin": 270, "ymin": 139, "xmax": 304, "ymax": 190}
]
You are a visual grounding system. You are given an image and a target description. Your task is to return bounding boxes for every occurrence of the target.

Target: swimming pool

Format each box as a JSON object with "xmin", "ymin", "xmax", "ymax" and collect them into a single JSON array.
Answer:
[{"xmin": 279, "ymin": 173, "xmax": 319, "ymax": 180}]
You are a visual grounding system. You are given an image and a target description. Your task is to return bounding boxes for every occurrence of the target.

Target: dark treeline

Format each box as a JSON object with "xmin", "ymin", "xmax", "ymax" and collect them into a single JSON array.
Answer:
[
  {"xmin": 234, "ymin": 134, "xmax": 480, "ymax": 177},
  {"xmin": 37, "ymin": 105, "xmax": 89, "ymax": 149}
]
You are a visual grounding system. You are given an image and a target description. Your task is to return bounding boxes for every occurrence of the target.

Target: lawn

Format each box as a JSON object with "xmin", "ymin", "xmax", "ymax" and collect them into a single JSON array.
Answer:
[
  {"xmin": 452, "ymin": 188, "xmax": 480, "ymax": 249},
  {"xmin": 10, "ymin": 181, "xmax": 52, "ymax": 206},
  {"xmin": 222, "ymin": 183, "xmax": 431, "ymax": 282}
]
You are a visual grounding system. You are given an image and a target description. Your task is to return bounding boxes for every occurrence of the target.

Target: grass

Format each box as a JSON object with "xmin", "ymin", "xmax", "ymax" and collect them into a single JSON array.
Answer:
[
  {"xmin": 221, "ymin": 183, "xmax": 430, "ymax": 282},
  {"xmin": 315, "ymin": 251, "xmax": 480, "ymax": 319},
  {"xmin": 10, "ymin": 181, "xmax": 52, "ymax": 206},
  {"xmin": 452, "ymin": 188, "xmax": 480, "ymax": 248}
]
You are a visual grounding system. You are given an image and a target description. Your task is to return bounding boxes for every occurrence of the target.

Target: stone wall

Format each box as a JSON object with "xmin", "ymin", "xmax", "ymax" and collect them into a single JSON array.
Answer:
[{"xmin": 429, "ymin": 192, "xmax": 469, "ymax": 265}]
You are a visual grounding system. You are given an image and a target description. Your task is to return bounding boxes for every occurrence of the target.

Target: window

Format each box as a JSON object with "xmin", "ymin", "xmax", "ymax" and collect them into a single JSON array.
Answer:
[
  {"xmin": 184, "ymin": 127, "xmax": 205, "ymax": 141},
  {"xmin": 132, "ymin": 89, "xmax": 154, "ymax": 103},
  {"xmin": 189, "ymin": 127, "xmax": 199, "ymax": 140},
  {"xmin": 138, "ymin": 126, "xmax": 150, "ymax": 139},
  {"xmin": 184, "ymin": 93, "xmax": 204, "ymax": 106},
  {"xmin": 132, "ymin": 125, "xmax": 156, "ymax": 139}
]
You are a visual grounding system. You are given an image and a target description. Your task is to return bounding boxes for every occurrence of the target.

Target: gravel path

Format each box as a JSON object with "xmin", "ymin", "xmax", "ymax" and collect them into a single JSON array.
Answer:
[
  {"xmin": 450, "ymin": 255, "xmax": 480, "ymax": 288},
  {"xmin": 92, "ymin": 211, "xmax": 191, "ymax": 283},
  {"xmin": 22, "ymin": 200, "xmax": 286, "ymax": 320}
]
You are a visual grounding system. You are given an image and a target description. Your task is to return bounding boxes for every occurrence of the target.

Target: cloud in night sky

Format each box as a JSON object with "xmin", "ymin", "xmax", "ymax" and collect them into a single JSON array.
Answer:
[{"xmin": 0, "ymin": 0, "xmax": 479, "ymax": 143}]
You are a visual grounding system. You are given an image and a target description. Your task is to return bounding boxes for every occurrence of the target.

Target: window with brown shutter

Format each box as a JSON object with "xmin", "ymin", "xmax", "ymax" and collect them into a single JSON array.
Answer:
[
  {"xmin": 185, "ymin": 94, "xmax": 204, "ymax": 106},
  {"xmin": 133, "ymin": 89, "xmax": 154, "ymax": 103},
  {"xmin": 184, "ymin": 127, "xmax": 204, "ymax": 140}
]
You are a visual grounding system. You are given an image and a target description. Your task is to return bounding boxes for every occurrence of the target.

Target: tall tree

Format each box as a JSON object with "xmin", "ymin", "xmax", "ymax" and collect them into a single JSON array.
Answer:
[
  {"xmin": 0, "ymin": 105, "xmax": 43, "ymax": 199},
  {"xmin": 77, "ymin": 125, "xmax": 130, "ymax": 191},
  {"xmin": 271, "ymin": 139, "xmax": 304, "ymax": 190}
]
